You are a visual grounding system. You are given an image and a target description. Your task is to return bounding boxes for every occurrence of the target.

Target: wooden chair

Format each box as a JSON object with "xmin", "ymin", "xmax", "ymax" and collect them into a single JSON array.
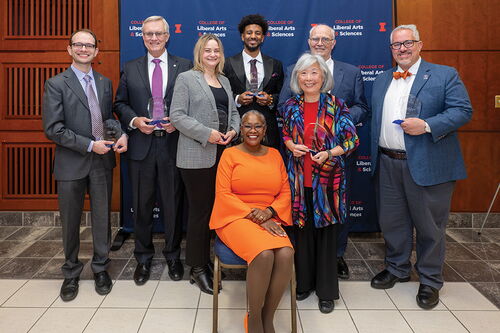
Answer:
[{"xmin": 212, "ymin": 236, "xmax": 297, "ymax": 333}]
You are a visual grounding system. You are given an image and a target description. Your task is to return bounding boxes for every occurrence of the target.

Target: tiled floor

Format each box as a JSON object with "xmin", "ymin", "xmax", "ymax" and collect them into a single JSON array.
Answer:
[{"xmin": 0, "ymin": 225, "xmax": 499, "ymax": 332}]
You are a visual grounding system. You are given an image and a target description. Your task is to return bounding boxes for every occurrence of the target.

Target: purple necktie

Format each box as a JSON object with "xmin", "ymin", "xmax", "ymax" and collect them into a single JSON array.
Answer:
[
  {"xmin": 83, "ymin": 75, "xmax": 103, "ymax": 140},
  {"xmin": 152, "ymin": 59, "xmax": 163, "ymax": 120},
  {"xmin": 249, "ymin": 59, "xmax": 258, "ymax": 92}
]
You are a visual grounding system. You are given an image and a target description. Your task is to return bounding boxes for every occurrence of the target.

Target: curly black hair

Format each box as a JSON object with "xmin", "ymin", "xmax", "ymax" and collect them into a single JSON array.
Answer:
[{"xmin": 238, "ymin": 14, "xmax": 268, "ymax": 35}]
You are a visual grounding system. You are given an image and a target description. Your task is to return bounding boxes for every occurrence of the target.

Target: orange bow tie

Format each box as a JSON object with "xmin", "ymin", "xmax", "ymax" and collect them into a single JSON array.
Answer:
[{"xmin": 393, "ymin": 70, "xmax": 412, "ymax": 80}]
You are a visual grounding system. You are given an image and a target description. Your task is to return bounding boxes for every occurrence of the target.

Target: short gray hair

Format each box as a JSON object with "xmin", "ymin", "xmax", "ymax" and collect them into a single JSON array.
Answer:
[
  {"xmin": 241, "ymin": 110, "xmax": 266, "ymax": 126},
  {"xmin": 142, "ymin": 16, "xmax": 170, "ymax": 33},
  {"xmin": 309, "ymin": 24, "xmax": 336, "ymax": 40},
  {"xmin": 390, "ymin": 24, "xmax": 419, "ymax": 43},
  {"xmin": 290, "ymin": 53, "xmax": 333, "ymax": 95}
]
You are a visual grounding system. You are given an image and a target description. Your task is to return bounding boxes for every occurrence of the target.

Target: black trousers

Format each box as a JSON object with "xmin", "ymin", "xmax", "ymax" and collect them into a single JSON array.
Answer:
[
  {"xmin": 129, "ymin": 135, "xmax": 183, "ymax": 264},
  {"xmin": 58, "ymin": 155, "xmax": 112, "ymax": 278},
  {"xmin": 294, "ymin": 187, "xmax": 339, "ymax": 301}
]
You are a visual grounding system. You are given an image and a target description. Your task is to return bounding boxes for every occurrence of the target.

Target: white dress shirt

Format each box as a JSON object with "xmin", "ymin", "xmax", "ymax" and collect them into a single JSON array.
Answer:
[
  {"xmin": 242, "ymin": 50, "xmax": 264, "ymax": 89},
  {"xmin": 129, "ymin": 51, "xmax": 169, "ymax": 129},
  {"xmin": 379, "ymin": 57, "xmax": 422, "ymax": 151}
]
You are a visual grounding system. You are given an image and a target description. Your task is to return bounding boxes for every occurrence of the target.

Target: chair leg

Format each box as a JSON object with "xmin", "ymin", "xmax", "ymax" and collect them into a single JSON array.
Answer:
[
  {"xmin": 213, "ymin": 256, "xmax": 221, "ymax": 333},
  {"xmin": 290, "ymin": 264, "xmax": 297, "ymax": 333}
]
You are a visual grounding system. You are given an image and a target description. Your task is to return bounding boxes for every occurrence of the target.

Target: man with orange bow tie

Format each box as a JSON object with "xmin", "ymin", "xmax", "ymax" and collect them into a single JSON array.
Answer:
[{"xmin": 370, "ymin": 24, "xmax": 472, "ymax": 309}]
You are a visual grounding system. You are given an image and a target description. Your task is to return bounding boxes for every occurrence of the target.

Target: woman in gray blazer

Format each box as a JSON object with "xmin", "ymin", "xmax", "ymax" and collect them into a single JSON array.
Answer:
[{"xmin": 170, "ymin": 34, "xmax": 240, "ymax": 294}]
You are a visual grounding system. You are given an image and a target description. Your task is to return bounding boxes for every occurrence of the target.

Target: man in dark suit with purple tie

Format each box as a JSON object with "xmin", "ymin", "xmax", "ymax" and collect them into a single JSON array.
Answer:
[{"xmin": 114, "ymin": 16, "xmax": 192, "ymax": 286}]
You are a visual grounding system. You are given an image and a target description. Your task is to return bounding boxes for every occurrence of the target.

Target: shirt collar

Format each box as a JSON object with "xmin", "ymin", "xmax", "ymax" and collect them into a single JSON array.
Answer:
[
  {"xmin": 242, "ymin": 50, "xmax": 263, "ymax": 64},
  {"xmin": 71, "ymin": 65, "xmax": 94, "ymax": 81},
  {"xmin": 147, "ymin": 50, "xmax": 169, "ymax": 64},
  {"xmin": 397, "ymin": 57, "xmax": 421, "ymax": 75}
]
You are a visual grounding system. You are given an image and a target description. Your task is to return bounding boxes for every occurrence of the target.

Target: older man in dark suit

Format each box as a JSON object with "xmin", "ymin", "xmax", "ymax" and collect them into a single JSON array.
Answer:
[
  {"xmin": 114, "ymin": 16, "xmax": 192, "ymax": 285},
  {"xmin": 224, "ymin": 14, "xmax": 284, "ymax": 149},
  {"xmin": 278, "ymin": 24, "xmax": 369, "ymax": 284},
  {"xmin": 370, "ymin": 24, "xmax": 472, "ymax": 309},
  {"xmin": 43, "ymin": 29, "xmax": 127, "ymax": 301}
]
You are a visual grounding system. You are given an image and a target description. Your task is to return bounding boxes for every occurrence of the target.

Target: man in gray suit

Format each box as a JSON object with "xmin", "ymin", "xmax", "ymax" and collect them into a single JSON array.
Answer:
[
  {"xmin": 43, "ymin": 29, "xmax": 127, "ymax": 301},
  {"xmin": 370, "ymin": 24, "xmax": 472, "ymax": 309},
  {"xmin": 114, "ymin": 16, "xmax": 192, "ymax": 285}
]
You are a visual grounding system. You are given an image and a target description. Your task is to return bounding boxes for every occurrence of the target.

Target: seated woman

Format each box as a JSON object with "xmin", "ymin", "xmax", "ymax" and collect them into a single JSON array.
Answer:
[{"xmin": 209, "ymin": 111, "xmax": 294, "ymax": 333}]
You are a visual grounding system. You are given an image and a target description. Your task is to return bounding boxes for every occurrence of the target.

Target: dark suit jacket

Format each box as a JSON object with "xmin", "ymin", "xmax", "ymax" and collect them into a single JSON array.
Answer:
[
  {"xmin": 278, "ymin": 59, "xmax": 369, "ymax": 125},
  {"xmin": 223, "ymin": 53, "xmax": 283, "ymax": 146},
  {"xmin": 114, "ymin": 53, "xmax": 192, "ymax": 161},
  {"xmin": 43, "ymin": 68, "xmax": 116, "ymax": 181},
  {"xmin": 371, "ymin": 60, "xmax": 472, "ymax": 186}
]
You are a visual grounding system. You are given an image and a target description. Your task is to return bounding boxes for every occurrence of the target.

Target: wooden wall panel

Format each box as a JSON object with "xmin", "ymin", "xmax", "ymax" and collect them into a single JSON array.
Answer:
[
  {"xmin": 453, "ymin": 132, "xmax": 500, "ymax": 211},
  {"xmin": 0, "ymin": 0, "xmax": 120, "ymax": 211},
  {"xmin": 396, "ymin": 0, "xmax": 500, "ymax": 212},
  {"xmin": 396, "ymin": 0, "xmax": 498, "ymax": 50},
  {"xmin": 0, "ymin": 0, "xmax": 119, "ymax": 51}
]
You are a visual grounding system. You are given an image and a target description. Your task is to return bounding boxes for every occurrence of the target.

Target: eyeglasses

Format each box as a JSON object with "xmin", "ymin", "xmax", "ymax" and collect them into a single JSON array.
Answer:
[
  {"xmin": 309, "ymin": 37, "xmax": 334, "ymax": 45},
  {"xmin": 71, "ymin": 43, "xmax": 96, "ymax": 50},
  {"xmin": 143, "ymin": 31, "xmax": 168, "ymax": 38},
  {"xmin": 390, "ymin": 40, "xmax": 420, "ymax": 50},
  {"xmin": 242, "ymin": 124, "xmax": 265, "ymax": 131}
]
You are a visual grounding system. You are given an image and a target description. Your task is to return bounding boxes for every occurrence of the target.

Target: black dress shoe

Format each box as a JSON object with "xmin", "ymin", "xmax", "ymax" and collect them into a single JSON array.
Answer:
[
  {"xmin": 337, "ymin": 257, "xmax": 350, "ymax": 280},
  {"xmin": 190, "ymin": 266, "xmax": 215, "ymax": 295},
  {"xmin": 318, "ymin": 300, "xmax": 335, "ymax": 313},
  {"xmin": 371, "ymin": 269, "xmax": 410, "ymax": 289},
  {"xmin": 134, "ymin": 263, "xmax": 151, "ymax": 286},
  {"xmin": 416, "ymin": 284, "xmax": 439, "ymax": 309},
  {"xmin": 94, "ymin": 271, "xmax": 112, "ymax": 295},
  {"xmin": 296, "ymin": 289, "xmax": 312, "ymax": 301},
  {"xmin": 60, "ymin": 277, "xmax": 79, "ymax": 302},
  {"xmin": 166, "ymin": 259, "xmax": 184, "ymax": 281}
]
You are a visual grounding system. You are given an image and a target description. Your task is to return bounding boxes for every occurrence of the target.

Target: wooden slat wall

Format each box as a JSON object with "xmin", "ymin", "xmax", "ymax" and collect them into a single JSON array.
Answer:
[
  {"xmin": 0, "ymin": 0, "xmax": 119, "ymax": 211},
  {"xmin": 7, "ymin": 0, "xmax": 90, "ymax": 37},
  {"xmin": 396, "ymin": 0, "xmax": 500, "ymax": 212}
]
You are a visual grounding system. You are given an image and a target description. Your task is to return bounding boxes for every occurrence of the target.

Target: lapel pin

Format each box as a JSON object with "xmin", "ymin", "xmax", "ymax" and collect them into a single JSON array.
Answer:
[
  {"xmin": 423, "ymin": 74, "xmax": 429, "ymax": 80},
  {"xmin": 173, "ymin": 64, "xmax": 177, "ymax": 67}
]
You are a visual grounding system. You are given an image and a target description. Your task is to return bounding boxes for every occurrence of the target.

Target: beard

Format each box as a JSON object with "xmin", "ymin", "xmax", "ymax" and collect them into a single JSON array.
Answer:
[{"xmin": 244, "ymin": 40, "xmax": 262, "ymax": 53}]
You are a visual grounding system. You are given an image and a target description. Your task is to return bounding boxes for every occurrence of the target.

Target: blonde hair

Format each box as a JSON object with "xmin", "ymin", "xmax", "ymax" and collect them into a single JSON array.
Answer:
[{"xmin": 193, "ymin": 34, "xmax": 225, "ymax": 74}]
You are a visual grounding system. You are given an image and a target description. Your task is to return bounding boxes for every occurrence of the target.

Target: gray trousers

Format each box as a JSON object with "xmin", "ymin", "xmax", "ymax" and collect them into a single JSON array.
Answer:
[
  {"xmin": 58, "ymin": 156, "xmax": 112, "ymax": 278},
  {"xmin": 376, "ymin": 153, "xmax": 455, "ymax": 289}
]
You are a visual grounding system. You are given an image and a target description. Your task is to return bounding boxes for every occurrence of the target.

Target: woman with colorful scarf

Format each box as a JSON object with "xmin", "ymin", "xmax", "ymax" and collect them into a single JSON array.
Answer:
[{"xmin": 282, "ymin": 53, "xmax": 359, "ymax": 313}]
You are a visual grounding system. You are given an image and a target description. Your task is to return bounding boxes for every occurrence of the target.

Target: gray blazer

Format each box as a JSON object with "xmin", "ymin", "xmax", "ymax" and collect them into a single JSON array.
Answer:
[
  {"xmin": 43, "ymin": 68, "xmax": 118, "ymax": 181},
  {"xmin": 170, "ymin": 70, "xmax": 240, "ymax": 169}
]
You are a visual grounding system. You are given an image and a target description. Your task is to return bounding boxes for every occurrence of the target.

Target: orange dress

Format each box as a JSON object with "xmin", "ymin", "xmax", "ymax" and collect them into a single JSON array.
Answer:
[{"xmin": 209, "ymin": 146, "xmax": 293, "ymax": 264}]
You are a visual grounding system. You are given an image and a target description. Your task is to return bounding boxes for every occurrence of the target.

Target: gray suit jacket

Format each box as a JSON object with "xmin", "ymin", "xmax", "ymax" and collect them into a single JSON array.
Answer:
[
  {"xmin": 170, "ymin": 70, "xmax": 240, "ymax": 169},
  {"xmin": 43, "ymin": 68, "xmax": 117, "ymax": 181}
]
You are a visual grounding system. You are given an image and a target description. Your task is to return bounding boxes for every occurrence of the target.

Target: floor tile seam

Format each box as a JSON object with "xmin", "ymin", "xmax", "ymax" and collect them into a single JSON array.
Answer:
[
  {"xmin": 0, "ymin": 227, "xmax": 22, "ymax": 240},
  {"xmin": 349, "ymin": 242, "xmax": 376, "ymax": 277},
  {"xmin": 114, "ymin": 257, "xmax": 132, "ymax": 281},
  {"xmin": 29, "ymin": 255, "xmax": 59, "ymax": 280},
  {"xmin": 342, "ymin": 301, "xmax": 360, "ymax": 333},
  {"xmin": 191, "ymin": 290, "xmax": 202, "ymax": 333},
  {"xmin": 296, "ymin": 306, "xmax": 305, "ymax": 333},
  {"xmin": 25, "ymin": 305, "xmax": 51, "ymax": 333},
  {"xmin": 80, "ymin": 307, "xmax": 100, "ymax": 333},
  {"xmin": 134, "ymin": 306, "xmax": 150, "ymax": 333},
  {"xmin": 0, "ymin": 258, "xmax": 14, "ymax": 276},
  {"xmin": 0, "ymin": 278, "xmax": 28, "ymax": 307},
  {"xmin": 447, "ymin": 309, "xmax": 473, "ymax": 333}
]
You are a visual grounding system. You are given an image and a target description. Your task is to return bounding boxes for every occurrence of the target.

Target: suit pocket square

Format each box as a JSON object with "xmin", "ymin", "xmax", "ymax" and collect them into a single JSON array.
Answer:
[{"xmin": 271, "ymin": 72, "xmax": 279, "ymax": 78}]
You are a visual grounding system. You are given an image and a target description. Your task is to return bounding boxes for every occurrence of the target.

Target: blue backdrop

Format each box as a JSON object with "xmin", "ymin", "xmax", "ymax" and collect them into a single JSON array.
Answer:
[{"xmin": 119, "ymin": 0, "xmax": 393, "ymax": 233}]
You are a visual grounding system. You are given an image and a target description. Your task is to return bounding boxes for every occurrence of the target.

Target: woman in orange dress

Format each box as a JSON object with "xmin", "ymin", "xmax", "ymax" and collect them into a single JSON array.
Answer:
[{"xmin": 210, "ymin": 111, "xmax": 294, "ymax": 333}]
